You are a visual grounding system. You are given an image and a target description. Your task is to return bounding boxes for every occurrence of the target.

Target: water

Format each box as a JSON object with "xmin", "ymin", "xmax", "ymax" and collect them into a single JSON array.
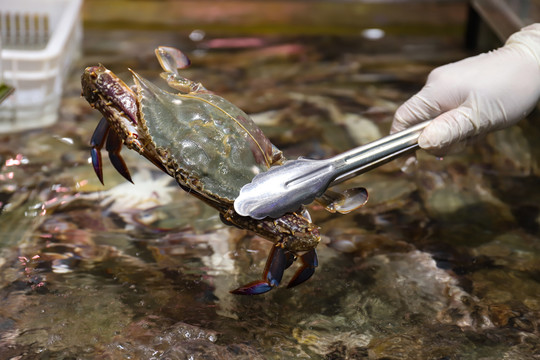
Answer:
[{"xmin": 1, "ymin": 15, "xmax": 540, "ymax": 359}]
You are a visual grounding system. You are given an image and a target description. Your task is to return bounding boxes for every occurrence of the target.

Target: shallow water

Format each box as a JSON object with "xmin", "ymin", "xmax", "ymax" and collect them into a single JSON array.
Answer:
[{"xmin": 2, "ymin": 14, "xmax": 540, "ymax": 359}]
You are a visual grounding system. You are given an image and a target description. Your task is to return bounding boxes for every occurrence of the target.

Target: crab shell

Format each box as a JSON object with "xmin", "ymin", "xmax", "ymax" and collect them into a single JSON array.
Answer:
[{"xmin": 133, "ymin": 71, "xmax": 281, "ymax": 201}]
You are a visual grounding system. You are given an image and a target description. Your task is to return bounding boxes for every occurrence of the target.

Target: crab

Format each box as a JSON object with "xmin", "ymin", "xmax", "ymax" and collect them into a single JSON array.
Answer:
[{"xmin": 81, "ymin": 46, "xmax": 368, "ymax": 295}]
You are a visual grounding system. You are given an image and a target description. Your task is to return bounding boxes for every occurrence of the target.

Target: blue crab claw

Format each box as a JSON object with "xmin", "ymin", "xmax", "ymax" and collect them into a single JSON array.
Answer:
[
  {"xmin": 231, "ymin": 244, "xmax": 289, "ymax": 295},
  {"xmin": 230, "ymin": 280, "xmax": 273, "ymax": 295},
  {"xmin": 230, "ymin": 244, "xmax": 312, "ymax": 295},
  {"xmin": 287, "ymin": 249, "xmax": 318, "ymax": 288},
  {"xmin": 90, "ymin": 117, "xmax": 133, "ymax": 185},
  {"xmin": 105, "ymin": 130, "xmax": 133, "ymax": 183},
  {"xmin": 90, "ymin": 117, "xmax": 110, "ymax": 185}
]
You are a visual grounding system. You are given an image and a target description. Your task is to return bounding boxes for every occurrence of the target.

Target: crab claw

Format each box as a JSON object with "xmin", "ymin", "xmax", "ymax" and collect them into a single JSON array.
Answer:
[
  {"xmin": 90, "ymin": 117, "xmax": 133, "ymax": 184},
  {"xmin": 90, "ymin": 117, "xmax": 110, "ymax": 185},
  {"xmin": 231, "ymin": 244, "xmax": 292, "ymax": 295},
  {"xmin": 230, "ymin": 244, "xmax": 313, "ymax": 295},
  {"xmin": 287, "ymin": 249, "xmax": 318, "ymax": 288},
  {"xmin": 105, "ymin": 130, "xmax": 133, "ymax": 183},
  {"xmin": 230, "ymin": 280, "xmax": 273, "ymax": 295}
]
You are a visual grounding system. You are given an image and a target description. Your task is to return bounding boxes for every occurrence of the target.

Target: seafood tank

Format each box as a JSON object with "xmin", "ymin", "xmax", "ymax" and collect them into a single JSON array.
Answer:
[{"xmin": 1, "ymin": 1, "xmax": 540, "ymax": 358}]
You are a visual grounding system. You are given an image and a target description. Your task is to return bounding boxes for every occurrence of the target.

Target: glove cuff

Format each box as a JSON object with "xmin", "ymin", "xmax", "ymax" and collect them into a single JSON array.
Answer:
[{"xmin": 505, "ymin": 23, "xmax": 540, "ymax": 68}]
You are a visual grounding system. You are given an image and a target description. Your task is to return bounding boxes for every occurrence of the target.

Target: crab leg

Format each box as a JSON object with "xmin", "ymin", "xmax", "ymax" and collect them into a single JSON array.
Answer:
[
  {"xmin": 90, "ymin": 117, "xmax": 110, "ymax": 185},
  {"xmin": 105, "ymin": 130, "xmax": 133, "ymax": 183},
  {"xmin": 287, "ymin": 249, "xmax": 318, "ymax": 289},
  {"xmin": 230, "ymin": 243, "xmax": 291, "ymax": 295}
]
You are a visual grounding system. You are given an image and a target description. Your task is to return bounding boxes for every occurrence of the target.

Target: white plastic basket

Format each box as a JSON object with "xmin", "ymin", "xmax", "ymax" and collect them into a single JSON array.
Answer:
[{"xmin": 0, "ymin": 0, "xmax": 82, "ymax": 133}]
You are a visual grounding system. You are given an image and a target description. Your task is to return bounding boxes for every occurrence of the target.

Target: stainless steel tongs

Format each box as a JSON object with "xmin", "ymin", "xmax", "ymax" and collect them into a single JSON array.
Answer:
[{"xmin": 234, "ymin": 121, "xmax": 429, "ymax": 219}]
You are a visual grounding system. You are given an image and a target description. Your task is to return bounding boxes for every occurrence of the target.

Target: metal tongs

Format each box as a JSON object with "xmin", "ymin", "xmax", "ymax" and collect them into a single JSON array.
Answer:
[{"xmin": 234, "ymin": 121, "xmax": 429, "ymax": 219}]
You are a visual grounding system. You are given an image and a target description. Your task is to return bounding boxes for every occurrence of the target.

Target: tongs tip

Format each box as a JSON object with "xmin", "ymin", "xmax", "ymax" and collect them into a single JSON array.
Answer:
[{"xmin": 234, "ymin": 158, "xmax": 332, "ymax": 219}]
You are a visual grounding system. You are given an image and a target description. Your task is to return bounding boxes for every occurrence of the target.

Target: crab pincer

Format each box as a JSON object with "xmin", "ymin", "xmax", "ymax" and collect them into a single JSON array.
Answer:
[{"xmin": 230, "ymin": 244, "xmax": 318, "ymax": 295}]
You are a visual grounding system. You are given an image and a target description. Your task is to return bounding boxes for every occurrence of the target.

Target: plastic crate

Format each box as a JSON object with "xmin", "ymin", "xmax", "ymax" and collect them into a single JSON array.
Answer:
[{"xmin": 0, "ymin": 0, "xmax": 82, "ymax": 133}]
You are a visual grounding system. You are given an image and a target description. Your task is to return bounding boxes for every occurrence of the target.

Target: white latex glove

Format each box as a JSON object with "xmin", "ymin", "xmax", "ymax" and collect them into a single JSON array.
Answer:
[{"xmin": 391, "ymin": 24, "xmax": 540, "ymax": 156}]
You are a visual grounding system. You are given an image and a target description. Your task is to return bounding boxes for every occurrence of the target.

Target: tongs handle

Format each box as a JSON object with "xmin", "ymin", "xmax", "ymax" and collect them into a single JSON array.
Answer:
[{"xmin": 329, "ymin": 121, "xmax": 428, "ymax": 186}]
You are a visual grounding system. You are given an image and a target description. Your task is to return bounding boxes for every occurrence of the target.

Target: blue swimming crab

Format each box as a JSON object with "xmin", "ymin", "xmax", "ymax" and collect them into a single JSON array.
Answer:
[
  {"xmin": 81, "ymin": 47, "xmax": 326, "ymax": 295},
  {"xmin": 82, "ymin": 47, "xmax": 368, "ymax": 294}
]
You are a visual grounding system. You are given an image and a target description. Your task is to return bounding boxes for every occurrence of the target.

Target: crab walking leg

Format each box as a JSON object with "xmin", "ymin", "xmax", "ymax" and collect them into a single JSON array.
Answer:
[
  {"xmin": 105, "ymin": 130, "xmax": 133, "ymax": 183},
  {"xmin": 287, "ymin": 249, "xmax": 318, "ymax": 288},
  {"xmin": 90, "ymin": 117, "xmax": 110, "ymax": 185}
]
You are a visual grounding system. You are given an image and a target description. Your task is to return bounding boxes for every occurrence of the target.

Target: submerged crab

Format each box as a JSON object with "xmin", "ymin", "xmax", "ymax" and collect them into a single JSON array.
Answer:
[{"xmin": 81, "ymin": 47, "xmax": 367, "ymax": 295}]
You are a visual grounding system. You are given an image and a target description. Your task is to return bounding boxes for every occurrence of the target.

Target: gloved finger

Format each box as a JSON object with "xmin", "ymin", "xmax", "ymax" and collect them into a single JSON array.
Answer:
[
  {"xmin": 417, "ymin": 104, "xmax": 477, "ymax": 154},
  {"xmin": 391, "ymin": 89, "xmax": 442, "ymax": 134}
]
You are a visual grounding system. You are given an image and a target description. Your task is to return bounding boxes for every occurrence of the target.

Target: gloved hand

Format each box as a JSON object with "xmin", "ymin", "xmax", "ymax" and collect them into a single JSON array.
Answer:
[{"xmin": 391, "ymin": 24, "xmax": 540, "ymax": 156}]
